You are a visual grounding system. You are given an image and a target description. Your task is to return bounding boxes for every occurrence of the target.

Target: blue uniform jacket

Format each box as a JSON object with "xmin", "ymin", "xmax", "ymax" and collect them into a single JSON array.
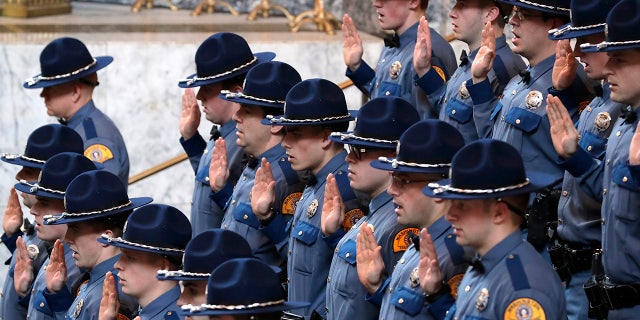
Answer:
[
  {"xmin": 66, "ymin": 100, "xmax": 129, "ymax": 186},
  {"xmin": 286, "ymin": 150, "xmax": 365, "ymax": 319},
  {"xmin": 180, "ymin": 120, "xmax": 244, "ymax": 234},
  {"xmin": 221, "ymin": 144, "xmax": 305, "ymax": 270},
  {"xmin": 417, "ymin": 35, "xmax": 526, "ymax": 143},
  {"xmin": 346, "ymin": 22, "xmax": 457, "ymax": 120},
  {"xmin": 138, "ymin": 285, "xmax": 181, "ymax": 320}
]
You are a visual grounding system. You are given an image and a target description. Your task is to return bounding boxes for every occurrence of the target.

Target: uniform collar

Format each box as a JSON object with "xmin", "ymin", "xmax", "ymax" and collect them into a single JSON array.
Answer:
[
  {"xmin": 89, "ymin": 254, "xmax": 120, "ymax": 283},
  {"xmin": 527, "ymin": 55, "xmax": 555, "ymax": 84},
  {"xmin": 139, "ymin": 285, "xmax": 181, "ymax": 318},
  {"xmin": 219, "ymin": 119, "xmax": 236, "ymax": 138},
  {"xmin": 428, "ymin": 216, "xmax": 451, "ymax": 241},
  {"xmin": 473, "ymin": 230, "xmax": 523, "ymax": 274},
  {"xmin": 66, "ymin": 100, "xmax": 96, "ymax": 128},
  {"xmin": 396, "ymin": 22, "xmax": 419, "ymax": 49},
  {"xmin": 369, "ymin": 191, "xmax": 392, "ymax": 215},
  {"xmin": 312, "ymin": 150, "xmax": 348, "ymax": 188},
  {"xmin": 256, "ymin": 144, "xmax": 286, "ymax": 165}
]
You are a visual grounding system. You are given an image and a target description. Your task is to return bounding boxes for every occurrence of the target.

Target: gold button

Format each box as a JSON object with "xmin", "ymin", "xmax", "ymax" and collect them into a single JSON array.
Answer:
[
  {"xmin": 562, "ymin": 191, "xmax": 568, "ymax": 197},
  {"xmin": 452, "ymin": 110, "xmax": 457, "ymax": 115},
  {"xmin": 587, "ymin": 145, "xmax": 593, "ymax": 151},
  {"xmin": 398, "ymin": 298, "xmax": 404, "ymax": 304},
  {"xmin": 623, "ymin": 176, "xmax": 628, "ymax": 182},
  {"xmin": 515, "ymin": 119, "xmax": 521, "ymax": 125},
  {"xmin": 243, "ymin": 214, "xmax": 248, "ymax": 220}
]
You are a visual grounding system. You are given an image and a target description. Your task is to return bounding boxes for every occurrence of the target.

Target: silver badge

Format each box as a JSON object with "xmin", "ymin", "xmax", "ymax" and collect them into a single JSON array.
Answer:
[
  {"xmin": 307, "ymin": 199, "xmax": 319, "ymax": 218},
  {"xmin": 476, "ymin": 288, "xmax": 489, "ymax": 311},
  {"xmin": 594, "ymin": 112, "xmax": 612, "ymax": 132},
  {"xmin": 389, "ymin": 61, "xmax": 402, "ymax": 79},
  {"xmin": 72, "ymin": 299, "xmax": 84, "ymax": 319},
  {"xmin": 459, "ymin": 81, "xmax": 470, "ymax": 99},
  {"xmin": 525, "ymin": 91, "xmax": 543, "ymax": 110},
  {"xmin": 27, "ymin": 244, "xmax": 39, "ymax": 260},
  {"xmin": 409, "ymin": 267, "xmax": 420, "ymax": 288}
]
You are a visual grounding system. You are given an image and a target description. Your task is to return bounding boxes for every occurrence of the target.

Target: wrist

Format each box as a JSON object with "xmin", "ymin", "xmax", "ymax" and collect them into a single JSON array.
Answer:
[{"xmin": 424, "ymin": 282, "xmax": 450, "ymax": 303}]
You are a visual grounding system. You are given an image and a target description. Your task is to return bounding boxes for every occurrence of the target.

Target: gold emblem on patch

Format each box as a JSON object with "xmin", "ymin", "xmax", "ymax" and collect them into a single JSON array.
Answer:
[
  {"xmin": 84, "ymin": 144, "xmax": 114, "ymax": 163},
  {"xmin": 594, "ymin": 112, "xmax": 612, "ymax": 132},
  {"xmin": 447, "ymin": 273, "xmax": 465, "ymax": 299},
  {"xmin": 307, "ymin": 199, "xmax": 319, "ymax": 218},
  {"xmin": 281, "ymin": 192, "xmax": 302, "ymax": 215},
  {"xmin": 393, "ymin": 228, "xmax": 420, "ymax": 252},
  {"xmin": 342, "ymin": 208, "xmax": 365, "ymax": 231},
  {"xmin": 73, "ymin": 299, "xmax": 84, "ymax": 319},
  {"xmin": 525, "ymin": 91, "xmax": 543, "ymax": 110},
  {"xmin": 476, "ymin": 287, "xmax": 489, "ymax": 311},
  {"xmin": 459, "ymin": 81, "xmax": 470, "ymax": 99},
  {"xmin": 389, "ymin": 61, "xmax": 402, "ymax": 79},
  {"xmin": 504, "ymin": 297, "xmax": 546, "ymax": 320}
]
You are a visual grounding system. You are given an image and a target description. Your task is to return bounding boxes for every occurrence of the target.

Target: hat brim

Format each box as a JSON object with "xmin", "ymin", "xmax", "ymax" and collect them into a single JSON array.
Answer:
[
  {"xmin": 14, "ymin": 180, "xmax": 65, "ymax": 199},
  {"xmin": 260, "ymin": 114, "xmax": 355, "ymax": 126},
  {"xmin": 328, "ymin": 132, "xmax": 397, "ymax": 149},
  {"xmin": 1, "ymin": 154, "xmax": 45, "ymax": 169},
  {"xmin": 44, "ymin": 197, "xmax": 153, "ymax": 225},
  {"xmin": 97, "ymin": 232, "xmax": 185, "ymax": 257},
  {"xmin": 157, "ymin": 265, "xmax": 280, "ymax": 281},
  {"xmin": 580, "ymin": 42, "xmax": 640, "ymax": 53},
  {"xmin": 178, "ymin": 52, "xmax": 276, "ymax": 88},
  {"xmin": 422, "ymin": 171, "xmax": 557, "ymax": 199},
  {"xmin": 23, "ymin": 56, "xmax": 113, "ymax": 89},
  {"xmin": 369, "ymin": 158, "xmax": 450, "ymax": 175},
  {"xmin": 179, "ymin": 301, "xmax": 310, "ymax": 316},
  {"xmin": 219, "ymin": 94, "xmax": 284, "ymax": 108},
  {"xmin": 497, "ymin": 0, "xmax": 570, "ymax": 15},
  {"xmin": 548, "ymin": 23, "xmax": 604, "ymax": 40}
]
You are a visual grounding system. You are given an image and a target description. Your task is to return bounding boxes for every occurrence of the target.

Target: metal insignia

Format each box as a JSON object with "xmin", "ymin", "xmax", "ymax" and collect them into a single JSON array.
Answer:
[
  {"xmin": 389, "ymin": 61, "xmax": 402, "ymax": 79},
  {"xmin": 307, "ymin": 199, "xmax": 319, "ymax": 218},
  {"xmin": 476, "ymin": 288, "xmax": 489, "ymax": 311},
  {"xmin": 459, "ymin": 81, "xmax": 470, "ymax": 99},
  {"xmin": 27, "ymin": 244, "xmax": 39, "ymax": 260},
  {"xmin": 594, "ymin": 112, "xmax": 612, "ymax": 132},
  {"xmin": 409, "ymin": 267, "xmax": 420, "ymax": 288},
  {"xmin": 72, "ymin": 299, "xmax": 84, "ymax": 319},
  {"xmin": 525, "ymin": 91, "xmax": 543, "ymax": 110}
]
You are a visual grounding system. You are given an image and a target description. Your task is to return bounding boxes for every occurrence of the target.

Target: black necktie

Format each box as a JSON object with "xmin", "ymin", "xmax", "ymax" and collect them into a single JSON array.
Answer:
[
  {"xmin": 247, "ymin": 157, "xmax": 259, "ymax": 169},
  {"xmin": 470, "ymin": 257, "xmax": 485, "ymax": 274},
  {"xmin": 593, "ymin": 84, "xmax": 603, "ymax": 98},
  {"xmin": 459, "ymin": 50, "xmax": 469, "ymax": 67},
  {"xmin": 305, "ymin": 174, "xmax": 317, "ymax": 187},
  {"xmin": 622, "ymin": 106, "xmax": 638, "ymax": 124},
  {"xmin": 519, "ymin": 69, "xmax": 531, "ymax": 84},
  {"xmin": 209, "ymin": 126, "xmax": 221, "ymax": 141},
  {"xmin": 410, "ymin": 232, "xmax": 420, "ymax": 251},
  {"xmin": 384, "ymin": 33, "xmax": 400, "ymax": 48},
  {"xmin": 57, "ymin": 118, "xmax": 68, "ymax": 125}
]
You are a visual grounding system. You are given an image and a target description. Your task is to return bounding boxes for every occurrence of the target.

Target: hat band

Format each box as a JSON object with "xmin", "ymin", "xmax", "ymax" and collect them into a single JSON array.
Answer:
[
  {"xmin": 221, "ymin": 90, "xmax": 284, "ymax": 104},
  {"xmin": 377, "ymin": 156, "xmax": 451, "ymax": 169},
  {"xmin": 2, "ymin": 153, "xmax": 46, "ymax": 164},
  {"xmin": 179, "ymin": 57, "xmax": 257, "ymax": 86},
  {"xmin": 581, "ymin": 39, "xmax": 640, "ymax": 51},
  {"xmin": 25, "ymin": 59, "xmax": 97, "ymax": 86},
  {"xmin": 267, "ymin": 114, "xmax": 351, "ymax": 124},
  {"xmin": 517, "ymin": 0, "xmax": 569, "ymax": 12},
  {"xmin": 43, "ymin": 200, "xmax": 133, "ymax": 224},
  {"xmin": 157, "ymin": 269, "xmax": 210, "ymax": 278},
  {"xmin": 182, "ymin": 299, "xmax": 286, "ymax": 313},
  {"xmin": 99, "ymin": 233, "xmax": 186, "ymax": 253},
  {"xmin": 428, "ymin": 178, "xmax": 530, "ymax": 195},
  {"xmin": 549, "ymin": 23, "xmax": 605, "ymax": 37},
  {"xmin": 19, "ymin": 180, "xmax": 65, "ymax": 195},
  {"xmin": 330, "ymin": 132, "xmax": 398, "ymax": 144}
]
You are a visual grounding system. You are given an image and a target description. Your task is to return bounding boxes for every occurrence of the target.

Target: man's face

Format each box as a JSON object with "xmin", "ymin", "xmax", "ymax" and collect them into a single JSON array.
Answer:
[
  {"xmin": 30, "ymin": 196, "xmax": 67, "ymax": 241},
  {"xmin": 281, "ymin": 126, "xmax": 328, "ymax": 172},
  {"xmin": 64, "ymin": 221, "xmax": 104, "ymax": 269},
  {"xmin": 372, "ymin": 0, "xmax": 412, "ymax": 32},
  {"xmin": 15, "ymin": 166, "xmax": 40, "ymax": 208},
  {"xmin": 178, "ymin": 280, "xmax": 208, "ymax": 320},
  {"xmin": 40, "ymin": 82, "xmax": 75, "ymax": 119},
  {"xmin": 450, "ymin": 0, "xmax": 490, "ymax": 46},
  {"xmin": 345, "ymin": 147, "xmax": 392, "ymax": 197},
  {"xmin": 114, "ymin": 248, "xmax": 166, "ymax": 301},
  {"xmin": 386, "ymin": 172, "xmax": 434, "ymax": 227},
  {"xmin": 445, "ymin": 199, "xmax": 494, "ymax": 252},
  {"xmin": 232, "ymin": 104, "xmax": 273, "ymax": 156},
  {"xmin": 508, "ymin": 6, "xmax": 553, "ymax": 59},
  {"xmin": 196, "ymin": 83, "xmax": 239, "ymax": 125},
  {"xmin": 604, "ymin": 50, "xmax": 640, "ymax": 107},
  {"xmin": 574, "ymin": 34, "xmax": 609, "ymax": 81}
]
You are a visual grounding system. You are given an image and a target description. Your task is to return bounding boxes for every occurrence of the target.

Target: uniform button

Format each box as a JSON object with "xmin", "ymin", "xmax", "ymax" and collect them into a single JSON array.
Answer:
[
  {"xmin": 242, "ymin": 176, "xmax": 247, "ymax": 181},
  {"xmin": 558, "ymin": 219, "xmax": 563, "ymax": 225},
  {"xmin": 443, "ymin": 98, "xmax": 448, "ymax": 104},
  {"xmin": 617, "ymin": 131, "xmax": 621, "ymax": 137},
  {"xmin": 345, "ymin": 252, "xmax": 350, "ymax": 258},
  {"xmin": 562, "ymin": 190, "xmax": 568, "ymax": 197},
  {"xmin": 398, "ymin": 298, "xmax": 404, "ymax": 304},
  {"xmin": 167, "ymin": 312, "xmax": 173, "ymax": 315},
  {"xmin": 623, "ymin": 176, "xmax": 629, "ymax": 182},
  {"xmin": 223, "ymin": 224, "xmax": 227, "ymax": 228},
  {"xmin": 389, "ymin": 288, "xmax": 393, "ymax": 294},
  {"xmin": 288, "ymin": 250, "xmax": 291, "ymax": 255},
  {"xmin": 300, "ymin": 196, "xmax": 304, "ymax": 200},
  {"xmin": 602, "ymin": 218, "xmax": 605, "ymax": 225},
  {"xmin": 451, "ymin": 110, "xmax": 457, "ymax": 115},
  {"xmin": 501, "ymin": 116, "xmax": 505, "ymax": 121},
  {"xmin": 515, "ymin": 119, "xmax": 521, "ymax": 125},
  {"xmin": 40, "ymin": 302, "xmax": 45, "ymax": 308},
  {"xmin": 399, "ymin": 258, "xmax": 405, "ymax": 264},
  {"xmin": 512, "ymin": 90, "xmax": 517, "ymax": 95},
  {"xmin": 381, "ymin": 59, "xmax": 386, "ymax": 63},
  {"xmin": 204, "ymin": 149, "xmax": 208, "ymax": 154},
  {"xmin": 587, "ymin": 145, "xmax": 593, "ymax": 151},
  {"xmin": 298, "ymin": 231, "xmax": 303, "ymax": 236},
  {"xmin": 603, "ymin": 188, "xmax": 607, "ymax": 195},
  {"xmin": 606, "ymin": 159, "xmax": 611, "ymax": 165},
  {"xmin": 465, "ymin": 285, "xmax": 470, "ymax": 292},
  {"xmin": 385, "ymin": 91, "xmax": 391, "ymax": 96},
  {"xmin": 327, "ymin": 277, "xmax": 331, "ymax": 283},
  {"xmin": 586, "ymin": 107, "xmax": 592, "ymax": 112},
  {"xmin": 243, "ymin": 214, "xmax": 248, "ymax": 220},
  {"xmin": 334, "ymin": 248, "xmax": 338, "ymax": 253},
  {"xmin": 205, "ymin": 176, "xmax": 210, "ymax": 182},
  {"xmin": 231, "ymin": 200, "xmax": 236, "ymax": 205}
]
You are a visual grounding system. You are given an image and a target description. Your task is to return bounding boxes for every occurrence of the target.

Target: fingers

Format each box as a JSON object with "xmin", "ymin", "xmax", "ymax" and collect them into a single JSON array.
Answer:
[{"xmin": 261, "ymin": 158, "xmax": 274, "ymax": 181}]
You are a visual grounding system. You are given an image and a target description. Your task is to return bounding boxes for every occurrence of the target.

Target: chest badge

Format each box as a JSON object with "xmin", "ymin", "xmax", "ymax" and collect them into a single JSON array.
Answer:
[
  {"xmin": 525, "ymin": 90, "xmax": 543, "ymax": 110},
  {"xmin": 594, "ymin": 111, "xmax": 612, "ymax": 132},
  {"xmin": 409, "ymin": 267, "xmax": 420, "ymax": 288},
  {"xmin": 307, "ymin": 199, "xmax": 319, "ymax": 218},
  {"xmin": 459, "ymin": 81, "xmax": 470, "ymax": 99},
  {"xmin": 72, "ymin": 299, "xmax": 84, "ymax": 319},
  {"xmin": 476, "ymin": 287, "xmax": 489, "ymax": 311},
  {"xmin": 389, "ymin": 61, "xmax": 402, "ymax": 79}
]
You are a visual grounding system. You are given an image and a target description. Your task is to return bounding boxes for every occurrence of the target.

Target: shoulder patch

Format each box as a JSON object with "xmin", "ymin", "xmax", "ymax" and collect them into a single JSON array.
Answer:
[
  {"xmin": 447, "ymin": 273, "xmax": 465, "ymax": 299},
  {"xmin": 433, "ymin": 66, "xmax": 446, "ymax": 82},
  {"xmin": 393, "ymin": 228, "xmax": 420, "ymax": 252},
  {"xmin": 84, "ymin": 144, "xmax": 114, "ymax": 163},
  {"xmin": 578, "ymin": 100, "xmax": 590, "ymax": 114},
  {"xmin": 281, "ymin": 192, "xmax": 302, "ymax": 215},
  {"xmin": 117, "ymin": 314, "xmax": 130, "ymax": 320},
  {"xmin": 503, "ymin": 297, "xmax": 546, "ymax": 320},
  {"xmin": 342, "ymin": 208, "xmax": 365, "ymax": 231}
]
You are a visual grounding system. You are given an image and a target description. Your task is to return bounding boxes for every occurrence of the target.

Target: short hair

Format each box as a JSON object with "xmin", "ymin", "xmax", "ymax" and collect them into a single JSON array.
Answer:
[
  {"xmin": 420, "ymin": 0, "xmax": 429, "ymax": 11},
  {"xmin": 220, "ymin": 74, "xmax": 246, "ymax": 90}
]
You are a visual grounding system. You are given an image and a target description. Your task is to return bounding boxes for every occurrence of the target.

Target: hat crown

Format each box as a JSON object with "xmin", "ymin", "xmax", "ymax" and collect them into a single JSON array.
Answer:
[
  {"xmin": 569, "ymin": 0, "xmax": 619, "ymax": 28},
  {"xmin": 37, "ymin": 152, "xmax": 97, "ymax": 197},
  {"xmin": 283, "ymin": 78, "xmax": 349, "ymax": 121},
  {"xmin": 206, "ymin": 258, "xmax": 284, "ymax": 306},
  {"xmin": 195, "ymin": 33, "xmax": 255, "ymax": 79},
  {"xmin": 352, "ymin": 97, "xmax": 419, "ymax": 144},
  {"xmin": 121, "ymin": 204, "xmax": 191, "ymax": 256},
  {"xmin": 64, "ymin": 170, "xmax": 130, "ymax": 214},
  {"xmin": 605, "ymin": 0, "xmax": 640, "ymax": 43},
  {"xmin": 241, "ymin": 61, "xmax": 301, "ymax": 106},
  {"xmin": 396, "ymin": 120, "xmax": 464, "ymax": 168},
  {"xmin": 449, "ymin": 139, "xmax": 527, "ymax": 190},
  {"xmin": 40, "ymin": 37, "xmax": 95, "ymax": 77},
  {"xmin": 23, "ymin": 124, "xmax": 85, "ymax": 166},
  {"xmin": 183, "ymin": 230, "xmax": 252, "ymax": 274}
]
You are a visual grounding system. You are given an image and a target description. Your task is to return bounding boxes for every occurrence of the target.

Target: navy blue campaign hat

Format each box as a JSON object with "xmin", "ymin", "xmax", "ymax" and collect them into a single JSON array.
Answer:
[
  {"xmin": 178, "ymin": 32, "xmax": 276, "ymax": 88},
  {"xmin": 14, "ymin": 152, "xmax": 98, "ymax": 200},
  {"xmin": 43, "ymin": 170, "xmax": 152, "ymax": 225},
  {"xmin": 329, "ymin": 97, "xmax": 419, "ymax": 149},
  {"xmin": 581, "ymin": 0, "xmax": 640, "ymax": 52},
  {"xmin": 548, "ymin": 0, "xmax": 619, "ymax": 40},
  {"xmin": 220, "ymin": 61, "xmax": 302, "ymax": 109},
  {"xmin": 1, "ymin": 124, "xmax": 84, "ymax": 169},
  {"xmin": 423, "ymin": 139, "xmax": 556, "ymax": 199},
  {"xmin": 498, "ymin": 0, "xmax": 570, "ymax": 15},
  {"xmin": 262, "ymin": 78, "xmax": 355, "ymax": 126},
  {"xmin": 179, "ymin": 258, "xmax": 309, "ymax": 316},
  {"xmin": 24, "ymin": 37, "xmax": 113, "ymax": 89},
  {"xmin": 98, "ymin": 204, "xmax": 191, "ymax": 258},
  {"xmin": 370, "ymin": 120, "xmax": 464, "ymax": 174},
  {"xmin": 156, "ymin": 229, "xmax": 252, "ymax": 281}
]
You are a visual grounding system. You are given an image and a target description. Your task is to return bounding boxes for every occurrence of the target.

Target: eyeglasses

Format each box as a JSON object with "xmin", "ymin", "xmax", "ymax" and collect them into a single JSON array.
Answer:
[
  {"xmin": 390, "ymin": 174, "xmax": 432, "ymax": 188},
  {"xmin": 509, "ymin": 9, "xmax": 545, "ymax": 22},
  {"xmin": 347, "ymin": 145, "xmax": 367, "ymax": 160}
]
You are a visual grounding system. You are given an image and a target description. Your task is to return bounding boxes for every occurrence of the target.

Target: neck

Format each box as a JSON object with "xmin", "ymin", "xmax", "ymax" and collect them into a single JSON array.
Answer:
[
  {"xmin": 525, "ymin": 41, "xmax": 555, "ymax": 67},
  {"xmin": 311, "ymin": 147, "xmax": 342, "ymax": 176},
  {"xmin": 477, "ymin": 224, "xmax": 518, "ymax": 256},
  {"xmin": 138, "ymin": 281, "xmax": 177, "ymax": 309}
]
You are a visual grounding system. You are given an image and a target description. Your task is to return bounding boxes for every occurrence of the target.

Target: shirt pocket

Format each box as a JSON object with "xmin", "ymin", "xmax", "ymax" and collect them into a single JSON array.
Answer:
[
  {"xmin": 379, "ymin": 81, "xmax": 401, "ymax": 97},
  {"xmin": 292, "ymin": 220, "xmax": 319, "ymax": 246},
  {"xmin": 233, "ymin": 202, "xmax": 260, "ymax": 229},
  {"xmin": 578, "ymin": 131, "xmax": 607, "ymax": 159},
  {"xmin": 445, "ymin": 99, "xmax": 473, "ymax": 124},
  {"xmin": 504, "ymin": 107, "xmax": 541, "ymax": 133},
  {"xmin": 390, "ymin": 286, "xmax": 424, "ymax": 316},
  {"xmin": 337, "ymin": 239, "xmax": 356, "ymax": 265}
]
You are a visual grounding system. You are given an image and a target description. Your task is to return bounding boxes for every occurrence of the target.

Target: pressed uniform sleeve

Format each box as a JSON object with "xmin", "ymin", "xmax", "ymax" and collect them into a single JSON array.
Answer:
[{"xmin": 179, "ymin": 134, "xmax": 207, "ymax": 173}]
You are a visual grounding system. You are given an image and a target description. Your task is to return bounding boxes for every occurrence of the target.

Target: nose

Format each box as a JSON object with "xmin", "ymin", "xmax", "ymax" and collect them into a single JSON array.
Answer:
[
  {"xmin": 232, "ymin": 110, "xmax": 241, "ymax": 123},
  {"xmin": 114, "ymin": 256, "xmax": 123, "ymax": 271},
  {"xmin": 345, "ymin": 150, "xmax": 356, "ymax": 163}
]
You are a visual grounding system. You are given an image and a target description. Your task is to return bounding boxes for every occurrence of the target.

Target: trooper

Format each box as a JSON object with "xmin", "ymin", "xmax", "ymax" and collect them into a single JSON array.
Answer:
[
  {"xmin": 210, "ymin": 61, "xmax": 305, "ymax": 273},
  {"xmin": 415, "ymin": 0, "xmax": 525, "ymax": 142},
  {"xmin": 23, "ymin": 37, "xmax": 130, "ymax": 186},
  {"xmin": 545, "ymin": 0, "xmax": 623, "ymax": 318},
  {"xmin": 360, "ymin": 120, "xmax": 472, "ymax": 320},
  {"xmin": 178, "ymin": 32, "xmax": 275, "ymax": 234},
  {"xmin": 98, "ymin": 204, "xmax": 192, "ymax": 320},
  {"xmin": 40, "ymin": 170, "xmax": 151, "ymax": 320},
  {"xmin": 13, "ymin": 152, "xmax": 98, "ymax": 320},
  {"xmin": 420, "ymin": 139, "xmax": 565, "ymax": 319},
  {"xmin": 342, "ymin": 0, "xmax": 456, "ymax": 119},
  {"xmin": 258, "ymin": 78, "xmax": 364, "ymax": 319},
  {"xmin": 179, "ymin": 258, "xmax": 309, "ymax": 320},
  {"xmin": 323, "ymin": 97, "xmax": 419, "ymax": 319},
  {"xmin": 559, "ymin": 0, "xmax": 640, "ymax": 317}
]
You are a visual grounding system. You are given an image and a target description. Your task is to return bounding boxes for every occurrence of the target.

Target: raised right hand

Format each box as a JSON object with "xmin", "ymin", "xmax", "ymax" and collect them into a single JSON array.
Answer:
[
  {"xmin": 14, "ymin": 236, "xmax": 34, "ymax": 297},
  {"xmin": 547, "ymin": 94, "xmax": 579, "ymax": 159},
  {"xmin": 179, "ymin": 88, "xmax": 201, "ymax": 140},
  {"xmin": 342, "ymin": 14, "xmax": 364, "ymax": 72},
  {"xmin": 3, "ymin": 187, "xmax": 24, "ymax": 237},
  {"xmin": 251, "ymin": 158, "xmax": 277, "ymax": 220},
  {"xmin": 45, "ymin": 239, "xmax": 67, "ymax": 294},
  {"xmin": 413, "ymin": 16, "xmax": 433, "ymax": 77},
  {"xmin": 419, "ymin": 228, "xmax": 443, "ymax": 295},
  {"xmin": 209, "ymin": 137, "xmax": 229, "ymax": 192},
  {"xmin": 356, "ymin": 223, "xmax": 385, "ymax": 294},
  {"xmin": 98, "ymin": 271, "xmax": 120, "ymax": 320},
  {"xmin": 471, "ymin": 21, "xmax": 496, "ymax": 84}
]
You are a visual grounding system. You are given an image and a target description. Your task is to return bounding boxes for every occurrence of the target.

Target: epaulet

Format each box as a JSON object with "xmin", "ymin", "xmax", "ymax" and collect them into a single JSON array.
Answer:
[
  {"xmin": 277, "ymin": 157, "xmax": 300, "ymax": 185},
  {"xmin": 505, "ymin": 254, "xmax": 530, "ymax": 291},
  {"xmin": 334, "ymin": 170, "xmax": 356, "ymax": 201}
]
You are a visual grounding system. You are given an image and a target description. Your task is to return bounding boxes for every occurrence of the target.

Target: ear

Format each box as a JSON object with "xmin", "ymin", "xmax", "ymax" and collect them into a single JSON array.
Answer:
[
  {"xmin": 493, "ymin": 201, "xmax": 511, "ymax": 224},
  {"xmin": 408, "ymin": 0, "xmax": 420, "ymax": 10},
  {"xmin": 101, "ymin": 229, "xmax": 115, "ymax": 247},
  {"xmin": 320, "ymin": 129, "xmax": 333, "ymax": 150},
  {"xmin": 232, "ymin": 84, "xmax": 244, "ymax": 93},
  {"xmin": 485, "ymin": 6, "xmax": 500, "ymax": 25},
  {"xmin": 70, "ymin": 83, "xmax": 82, "ymax": 103},
  {"xmin": 547, "ymin": 16, "xmax": 565, "ymax": 30},
  {"xmin": 270, "ymin": 125, "xmax": 284, "ymax": 135}
]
